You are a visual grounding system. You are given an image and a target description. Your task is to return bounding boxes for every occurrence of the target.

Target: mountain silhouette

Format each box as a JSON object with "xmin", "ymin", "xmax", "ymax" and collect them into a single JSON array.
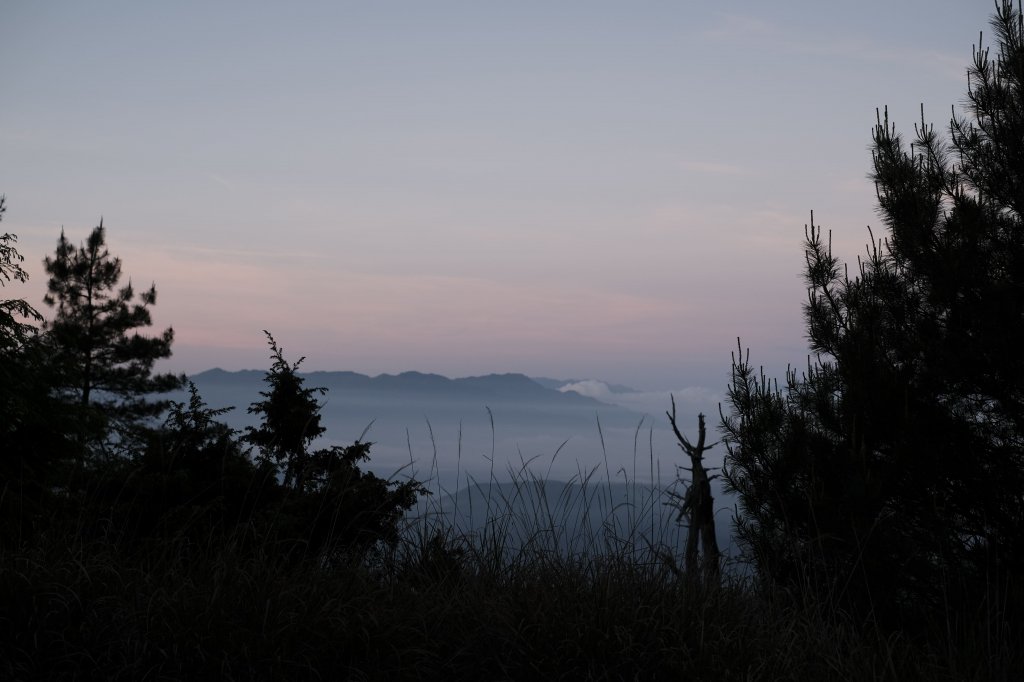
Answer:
[{"xmin": 190, "ymin": 368, "xmax": 614, "ymax": 408}]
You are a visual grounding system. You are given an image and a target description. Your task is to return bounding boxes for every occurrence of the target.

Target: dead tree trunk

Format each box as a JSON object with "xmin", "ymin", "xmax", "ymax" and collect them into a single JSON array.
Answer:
[{"xmin": 667, "ymin": 400, "xmax": 721, "ymax": 582}]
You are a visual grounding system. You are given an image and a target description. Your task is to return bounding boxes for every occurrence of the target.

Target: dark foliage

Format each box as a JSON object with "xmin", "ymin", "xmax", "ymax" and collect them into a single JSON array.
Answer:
[
  {"xmin": 0, "ymin": 196, "xmax": 77, "ymax": 544},
  {"xmin": 244, "ymin": 331, "xmax": 425, "ymax": 558},
  {"xmin": 77, "ymin": 384, "xmax": 277, "ymax": 549},
  {"xmin": 0, "ymin": 195, "xmax": 42, "ymax": 348},
  {"xmin": 244, "ymin": 330, "xmax": 327, "ymax": 491},
  {"xmin": 722, "ymin": 2, "xmax": 1024, "ymax": 623},
  {"xmin": 74, "ymin": 349, "xmax": 424, "ymax": 560},
  {"xmin": 42, "ymin": 221, "xmax": 184, "ymax": 456}
]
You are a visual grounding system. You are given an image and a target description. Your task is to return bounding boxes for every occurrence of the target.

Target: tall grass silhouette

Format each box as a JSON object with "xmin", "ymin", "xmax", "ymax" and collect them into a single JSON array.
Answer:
[{"xmin": 1, "ymin": 416, "xmax": 1019, "ymax": 680}]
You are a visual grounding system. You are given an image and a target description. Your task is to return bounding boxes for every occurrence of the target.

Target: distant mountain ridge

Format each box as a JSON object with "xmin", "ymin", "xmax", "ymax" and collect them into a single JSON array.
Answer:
[
  {"xmin": 190, "ymin": 368, "xmax": 615, "ymax": 408},
  {"xmin": 176, "ymin": 370, "xmax": 711, "ymax": 507}
]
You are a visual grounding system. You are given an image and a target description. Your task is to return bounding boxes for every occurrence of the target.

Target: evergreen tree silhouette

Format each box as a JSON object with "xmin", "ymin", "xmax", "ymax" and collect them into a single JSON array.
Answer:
[
  {"xmin": 245, "ymin": 331, "xmax": 425, "ymax": 556},
  {"xmin": 42, "ymin": 221, "xmax": 184, "ymax": 457},
  {"xmin": 245, "ymin": 331, "xmax": 326, "ymax": 492},
  {"xmin": 722, "ymin": 2, "xmax": 1024, "ymax": 617}
]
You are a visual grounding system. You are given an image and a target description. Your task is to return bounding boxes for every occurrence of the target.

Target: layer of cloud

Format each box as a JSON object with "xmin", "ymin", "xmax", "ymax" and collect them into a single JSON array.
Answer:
[{"xmin": 559, "ymin": 380, "xmax": 722, "ymax": 419}]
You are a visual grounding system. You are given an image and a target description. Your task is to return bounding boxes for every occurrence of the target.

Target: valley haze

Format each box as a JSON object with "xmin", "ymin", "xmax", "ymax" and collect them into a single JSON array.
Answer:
[
  {"xmin": 180, "ymin": 367, "xmax": 725, "ymax": 489},
  {"xmin": 178, "ymin": 367, "xmax": 737, "ymax": 556}
]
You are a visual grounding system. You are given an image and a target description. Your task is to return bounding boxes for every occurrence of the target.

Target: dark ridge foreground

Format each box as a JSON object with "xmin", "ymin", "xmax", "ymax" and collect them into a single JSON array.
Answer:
[{"xmin": 2, "ymin": 478, "xmax": 1019, "ymax": 681}]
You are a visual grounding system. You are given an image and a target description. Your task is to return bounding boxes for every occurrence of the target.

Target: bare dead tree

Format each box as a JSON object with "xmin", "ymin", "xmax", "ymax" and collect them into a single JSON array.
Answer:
[{"xmin": 666, "ymin": 400, "xmax": 721, "ymax": 582}]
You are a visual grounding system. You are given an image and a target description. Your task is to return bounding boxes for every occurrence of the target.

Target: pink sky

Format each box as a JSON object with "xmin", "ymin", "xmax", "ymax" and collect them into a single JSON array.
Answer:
[{"xmin": 1, "ymin": 1, "xmax": 987, "ymax": 390}]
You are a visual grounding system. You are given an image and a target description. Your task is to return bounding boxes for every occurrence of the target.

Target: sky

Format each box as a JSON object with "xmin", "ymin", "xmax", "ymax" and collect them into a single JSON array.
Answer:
[{"xmin": 0, "ymin": 0, "xmax": 992, "ymax": 392}]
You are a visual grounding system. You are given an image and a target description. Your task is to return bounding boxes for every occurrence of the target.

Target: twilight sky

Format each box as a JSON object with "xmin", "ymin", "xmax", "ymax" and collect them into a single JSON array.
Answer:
[{"xmin": 0, "ymin": 1, "xmax": 990, "ymax": 391}]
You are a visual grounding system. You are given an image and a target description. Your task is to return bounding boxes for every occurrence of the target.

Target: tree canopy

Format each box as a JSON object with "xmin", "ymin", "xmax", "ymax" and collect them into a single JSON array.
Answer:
[
  {"xmin": 244, "ymin": 331, "xmax": 426, "ymax": 556},
  {"xmin": 722, "ymin": 1, "xmax": 1024, "ymax": 619},
  {"xmin": 0, "ymin": 195, "xmax": 42, "ymax": 349},
  {"xmin": 42, "ymin": 222, "xmax": 184, "ymax": 455},
  {"xmin": 245, "ymin": 331, "xmax": 327, "ymax": 492}
]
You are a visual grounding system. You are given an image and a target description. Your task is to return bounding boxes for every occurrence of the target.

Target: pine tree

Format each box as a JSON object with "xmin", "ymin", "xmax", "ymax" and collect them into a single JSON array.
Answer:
[
  {"xmin": 245, "ymin": 331, "xmax": 425, "ymax": 556},
  {"xmin": 245, "ymin": 330, "xmax": 327, "ymax": 491},
  {"xmin": 722, "ymin": 2, "xmax": 1024, "ymax": 617},
  {"xmin": 42, "ymin": 221, "xmax": 184, "ymax": 456}
]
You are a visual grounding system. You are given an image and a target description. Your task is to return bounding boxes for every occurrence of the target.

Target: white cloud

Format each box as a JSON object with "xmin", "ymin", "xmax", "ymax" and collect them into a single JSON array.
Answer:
[
  {"xmin": 558, "ymin": 379, "xmax": 615, "ymax": 401},
  {"xmin": 560, "ymin": 380, "xmax": 721, "ymax": 419}
]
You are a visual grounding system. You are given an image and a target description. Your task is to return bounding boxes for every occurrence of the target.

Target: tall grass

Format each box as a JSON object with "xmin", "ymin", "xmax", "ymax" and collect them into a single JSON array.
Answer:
[{"xmin": 2, "ymin": 428, "xmax": 1020, "ymax": 681}]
